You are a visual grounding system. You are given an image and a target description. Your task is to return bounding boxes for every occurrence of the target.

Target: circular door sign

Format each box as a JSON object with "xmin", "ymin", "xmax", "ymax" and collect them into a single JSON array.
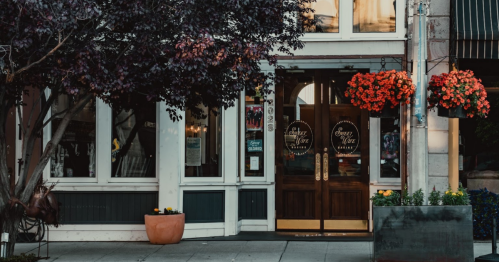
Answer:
[
  {"xmin": 331, "ymin": 120, "xmax": 359, "ymax": 154},
  {"xmin": 285, "ymin": 120, "xmax": 313, "ymax": 156}
]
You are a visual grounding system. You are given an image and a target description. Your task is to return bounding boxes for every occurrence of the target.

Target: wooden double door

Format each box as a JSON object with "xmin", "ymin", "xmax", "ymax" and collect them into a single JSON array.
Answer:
[{"xmin": 275, "ymin": 69, "xmax": 370, "ymax": 231}]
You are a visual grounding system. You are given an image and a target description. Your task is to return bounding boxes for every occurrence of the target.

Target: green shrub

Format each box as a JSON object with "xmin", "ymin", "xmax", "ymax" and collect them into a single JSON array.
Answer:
[
  {"xmin": 371, "ymin": 190, "xmax": 401, "ymax": 206},
  {"xmin": 0, "ymin": 253, "xmax": 38, "ymax": 262},
  {"xmin": 401, "ymin": 185, "xmax": 412, "ymax": 206},
  {"xmin": 412, "ymin": 189, "xmax": 424, "ymax": 206},
  {"xmin": 469, "ymin": 188, "xmax": 499, "ymax": 239},
  {"xmin": 442, "ymin": 184, "xmax": 470, "ymax": 205},
  {"xmin": 428, "ymin": 186, "xmax": 441, "ymax": 205}
]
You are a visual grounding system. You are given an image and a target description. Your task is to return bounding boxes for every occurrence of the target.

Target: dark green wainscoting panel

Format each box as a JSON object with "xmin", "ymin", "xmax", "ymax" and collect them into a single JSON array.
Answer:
[
  {"xmin": 54, "ymin": 191, "xmax": 158, "ymax": 224},
  {"xmin": 183, "ymin": 191, "xmax": 225, "ymax": 223},
  {"xmin": 238, "ymin": 189, "xmax": 267, "ymax": 220}
]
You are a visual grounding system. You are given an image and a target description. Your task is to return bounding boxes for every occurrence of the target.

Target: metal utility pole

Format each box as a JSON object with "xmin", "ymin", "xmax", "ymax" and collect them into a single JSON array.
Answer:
[{"xmin": 409, "ymin": 0, "xmax": 429, "ymax": 200}]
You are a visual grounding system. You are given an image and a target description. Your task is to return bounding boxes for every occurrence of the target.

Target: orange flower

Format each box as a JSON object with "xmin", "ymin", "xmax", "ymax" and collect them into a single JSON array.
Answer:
[{"xmin": 428, "ymin": 70, "xmax": 489, "ymax": 118}]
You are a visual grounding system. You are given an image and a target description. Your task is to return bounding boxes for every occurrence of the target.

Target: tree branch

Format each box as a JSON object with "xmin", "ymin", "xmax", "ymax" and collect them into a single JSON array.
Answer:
[
  {"xmin": 26, "ymin": 90, "xmax": 43, "ymax": 134},
  {"xmin": 41, "ymin": 108, "xmax": 68, "ymax": 129},
  {"xmin": 6, "ymin": 29, "xmax": 74, "ymax": 83},
  {"xmin": 16, "ymin": 104, "xmax": 25, "ymax": 137},
  {"xmin": 16, "ymin": 94, "xmax": 93, "ymax": 200}
]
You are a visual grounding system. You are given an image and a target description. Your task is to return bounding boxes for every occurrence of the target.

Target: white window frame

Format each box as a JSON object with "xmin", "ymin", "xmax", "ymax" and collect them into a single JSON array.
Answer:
[
  {"xmin": 239, "ymin": 78, "xmax": 275, "ymax": 183},
  {"xmin": 302, "ymin": 0, "xmax": 406, "ymax": 42},
  {"xmin": 106, "ymin": 102, "xmax": 159, "ymax": 183},
  {"xmin": 43, "ymin": 96, "xmax": 159, "ymax": 184},
  {"xmin": 181, "ymin": 108, "xmax": 226, "ymax": 184},
  {"xmin": 369, "ymin": 118, "xmax": 401, "ymax": 185}
]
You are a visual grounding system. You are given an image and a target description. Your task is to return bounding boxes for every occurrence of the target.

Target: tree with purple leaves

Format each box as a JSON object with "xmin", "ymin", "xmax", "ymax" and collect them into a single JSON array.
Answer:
[{"xmin": 0, "ymin": 0, "xmax": 314, "ymax": 255}]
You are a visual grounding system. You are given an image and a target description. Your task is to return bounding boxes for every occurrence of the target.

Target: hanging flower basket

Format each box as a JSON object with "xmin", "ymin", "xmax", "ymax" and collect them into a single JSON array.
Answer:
[
  {"xmin": 428, "ymin": 70, "xmax": 490, "ymax": 118},
  {"xmin": 369, "ymin": 105, "xmax": 399, "ymax": 118},
  {"xmin": 345, "ymin": 70, "xmax": 415, "ymax": 118},
  {"xmin": 437, "ymin": 105, "xmax": 467, "ymax": 118}
]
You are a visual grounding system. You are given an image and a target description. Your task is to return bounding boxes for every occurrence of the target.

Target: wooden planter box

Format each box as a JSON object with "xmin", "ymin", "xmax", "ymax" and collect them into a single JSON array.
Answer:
[{"xmin": 373, "ymin": 206, "xmax": 473, "ymax": 262}]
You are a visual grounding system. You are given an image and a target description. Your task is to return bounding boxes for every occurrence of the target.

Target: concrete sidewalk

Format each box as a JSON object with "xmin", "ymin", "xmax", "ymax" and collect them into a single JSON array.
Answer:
[{"xmin": 12, "ymin": 241, "xmax": 496, "ymax": 262}]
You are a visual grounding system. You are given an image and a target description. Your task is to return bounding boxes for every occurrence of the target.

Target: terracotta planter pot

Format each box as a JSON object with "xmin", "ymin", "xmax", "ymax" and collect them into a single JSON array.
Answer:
[{"xmin": 144, "ymin": 213, "xmax": 185, "ymax": 244}]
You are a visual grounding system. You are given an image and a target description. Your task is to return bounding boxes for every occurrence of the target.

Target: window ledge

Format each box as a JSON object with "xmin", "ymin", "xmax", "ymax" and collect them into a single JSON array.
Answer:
[{"xmin": 302, "ymin": 37, "xmax": 407, "ymax": 42}]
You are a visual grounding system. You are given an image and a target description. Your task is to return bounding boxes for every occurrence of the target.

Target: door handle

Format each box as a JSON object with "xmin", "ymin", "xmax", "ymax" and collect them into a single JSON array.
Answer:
[
  {"xmin": 323, "ymin": 153, "xmax": 328, "ymax": 181},
  {"xmin": 315, "ymin": 153, "xmax": 321, "ymax": 181}
]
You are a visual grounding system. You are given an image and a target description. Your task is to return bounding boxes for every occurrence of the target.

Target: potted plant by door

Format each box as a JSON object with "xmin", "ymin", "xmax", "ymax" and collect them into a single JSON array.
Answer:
[
  {"xmin": 345, "ymin": 70, "xmax": 415, "ymax": 118},
  {"xmin": 372, "ymin": 185, "xmax": 474, "ymax": 262},
  {"xmin": 428, "ymin": 70, "xmax": 490, "ymax": 118},
  {"xmin": 144, "ymin": 207, "xmax": 185, "ymax": 244}
]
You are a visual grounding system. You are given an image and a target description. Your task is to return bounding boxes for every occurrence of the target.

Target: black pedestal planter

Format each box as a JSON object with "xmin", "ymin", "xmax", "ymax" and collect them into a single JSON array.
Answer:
[
  {"xmin": 373, "ymin": 206, "xmax": 474, "ymax": 262},
  {"xmin": 438, "ymin": 105, "xmax": 467, "ymax": 118},
  {"xmin": 369, "ymin": 106, "xmax": 399, "ymax": 118}
]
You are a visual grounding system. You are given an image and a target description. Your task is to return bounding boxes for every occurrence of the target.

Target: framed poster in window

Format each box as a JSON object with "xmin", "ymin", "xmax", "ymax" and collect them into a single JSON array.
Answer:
[{"xmin": 246, "ymin": 105, "xmax": 264, "ymax": 131}]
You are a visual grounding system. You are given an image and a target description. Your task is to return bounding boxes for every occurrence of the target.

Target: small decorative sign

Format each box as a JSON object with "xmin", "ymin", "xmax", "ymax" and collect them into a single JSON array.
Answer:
[
  {"xmin": 247, "ymin": 139, "xmax": 263, "ymax": 152},
  {"xmin": 285, "ymin": 120, "xmax": 313, "ymax": 156},
  {"xmin": 250, "ymin": 156, "xmax": 259, "ymax": 170},
  {"xmin": 331, "ymin": 120, "xmax": 359, "ymax": 155},
  {"xmin": 186, "ymin": 137, "xmax": 201, "ymax": 166}
]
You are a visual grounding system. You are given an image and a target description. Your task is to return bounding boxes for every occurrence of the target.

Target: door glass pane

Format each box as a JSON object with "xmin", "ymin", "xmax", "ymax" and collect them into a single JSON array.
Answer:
[
  {"xmin": 282, "ymin": 73, "xmax": 315, "ymax": 176},
  {"xmin": 245, "ymin": 90, "xmax": 264, "ymax": 177},
  {"xmin": 303, "ymin": 0, "xmax": 339, "ymax": 33},
  {"xmin": 329, "ymin": 105, "xmax": 362, "ymax": 176},
  {"xmin": 353, "ymin": 0, "xmax": 396, "ymax": 33}
]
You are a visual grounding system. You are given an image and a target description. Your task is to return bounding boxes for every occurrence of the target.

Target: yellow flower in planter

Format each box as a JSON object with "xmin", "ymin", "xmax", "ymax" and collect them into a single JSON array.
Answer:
[
  {"xmin": 379, "ymin": 190, "xmax": 385, "ymax": 194},
  {"xmin": 383, "ymin": 191, "xmax": 391, "ymax": 197},
  {"xmin": 154, "ymin": 208, "xmax": 159, "ymax": 212},
  {"xmin": 167, "ymin": 207, "xmax": 172, "ymax": 211}
]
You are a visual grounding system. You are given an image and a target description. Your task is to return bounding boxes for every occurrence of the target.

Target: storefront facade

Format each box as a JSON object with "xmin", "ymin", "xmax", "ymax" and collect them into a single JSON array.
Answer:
[{"xmin": 10, "ymin": 0, "xmax": 445, "ymax": 241}]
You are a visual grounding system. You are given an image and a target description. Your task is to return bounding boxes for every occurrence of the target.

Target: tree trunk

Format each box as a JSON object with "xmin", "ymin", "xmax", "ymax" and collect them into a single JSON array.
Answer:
[{"xmin": 1, "ymin": 206, "xmax": 23, "ymax": 257}]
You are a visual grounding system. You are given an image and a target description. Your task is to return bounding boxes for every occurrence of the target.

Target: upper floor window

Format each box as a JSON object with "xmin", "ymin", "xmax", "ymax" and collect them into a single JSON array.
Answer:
[
  {"xmin": 303, "ymin": 0, "xmax": 401, "ymax": 37},
  {"xmin": 353, "ymin": 0, "xmax": 396, "ymax": 33},
  {"xmin": 304, "ymin": 0, "xmax": 340, "ymax": 33}
]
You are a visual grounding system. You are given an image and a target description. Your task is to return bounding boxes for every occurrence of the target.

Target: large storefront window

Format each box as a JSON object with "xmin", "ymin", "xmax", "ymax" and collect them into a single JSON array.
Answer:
[
  {"xmin": 245, "ymin": 92, "xmax": 264, "ymax": 177},
  {"xmin": 111, "ymin": 104, "xmax": 156, "ymax": 178},
  {"xmin": 460, "ymin": 93, "xmax": 499, "ymax": 181},
  {"xmin": 380, "ymin": 116, "xmax": 400, "ymax": 178},
  {"xmin": 185, "ymin": 107, "xmax": 222, "ymax": 177},
  {"xmin": 303, "ymin": 0, "xmax": 339, "ymax": 33},
  {"xmin": 50, "ymin": 95, "xmax": 96, "ymax": 178},
  {"xmin": 353, "ymin": 0, "xmax": 396, "ymax": 33}
]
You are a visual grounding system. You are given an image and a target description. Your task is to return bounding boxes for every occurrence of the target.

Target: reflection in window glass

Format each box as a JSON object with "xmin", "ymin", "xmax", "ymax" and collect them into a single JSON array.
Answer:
[
  {"xmin": 112, "ymin": 104, "xmax": 156, "ymax": 178},
  {"xmin": 303, "ymin": 0, "xmax": 339, "ymax": 33},
  {"xmin": 50, "ymin": 95, "xmax": 96, "ymax": 178},
  {"xmin": 185, "ymin": 107, "xmax": 222, "ymax": 177},
  {"xmin": 460, "ymin": 93, "xmax": 499, "ymax": 186},
  {"xmin": 245, "ymin": 93, "xmax": 264, "ymax": 177},
  {"xmin": 282, "ymin": 74, "xmax": 316, "ymax": 176},
  {"xmin": 380, "ymin": 116, "xmax": 400, "ymax": 178},
  {"xmin": 353, "ymin": 0, "xmax": 396, "ymax": 33}
]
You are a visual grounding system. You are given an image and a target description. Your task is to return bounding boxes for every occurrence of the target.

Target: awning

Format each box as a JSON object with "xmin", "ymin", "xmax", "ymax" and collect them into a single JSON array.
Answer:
[{"xmin": 452, "ymin": 0, "xmax": 499, "ymax": 59}]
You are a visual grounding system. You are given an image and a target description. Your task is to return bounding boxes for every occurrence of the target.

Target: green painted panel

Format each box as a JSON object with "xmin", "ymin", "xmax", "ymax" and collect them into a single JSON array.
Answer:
[
  {"xmin": 183, "ymin": 191, "xmax": 224, "ymax": 223},
  {"xmin": 238, "ymin": 189, "xmax": 267, "ymax": 220},
  {"xmin": 54, "ymin": 191, "xmax": 158, "ymax": 224}
]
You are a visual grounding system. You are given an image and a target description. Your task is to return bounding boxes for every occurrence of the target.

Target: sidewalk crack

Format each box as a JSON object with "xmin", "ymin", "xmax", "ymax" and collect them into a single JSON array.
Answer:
[{"xmin": 278, "ymin": 241, "xmax": 289, "ymax": 262}]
